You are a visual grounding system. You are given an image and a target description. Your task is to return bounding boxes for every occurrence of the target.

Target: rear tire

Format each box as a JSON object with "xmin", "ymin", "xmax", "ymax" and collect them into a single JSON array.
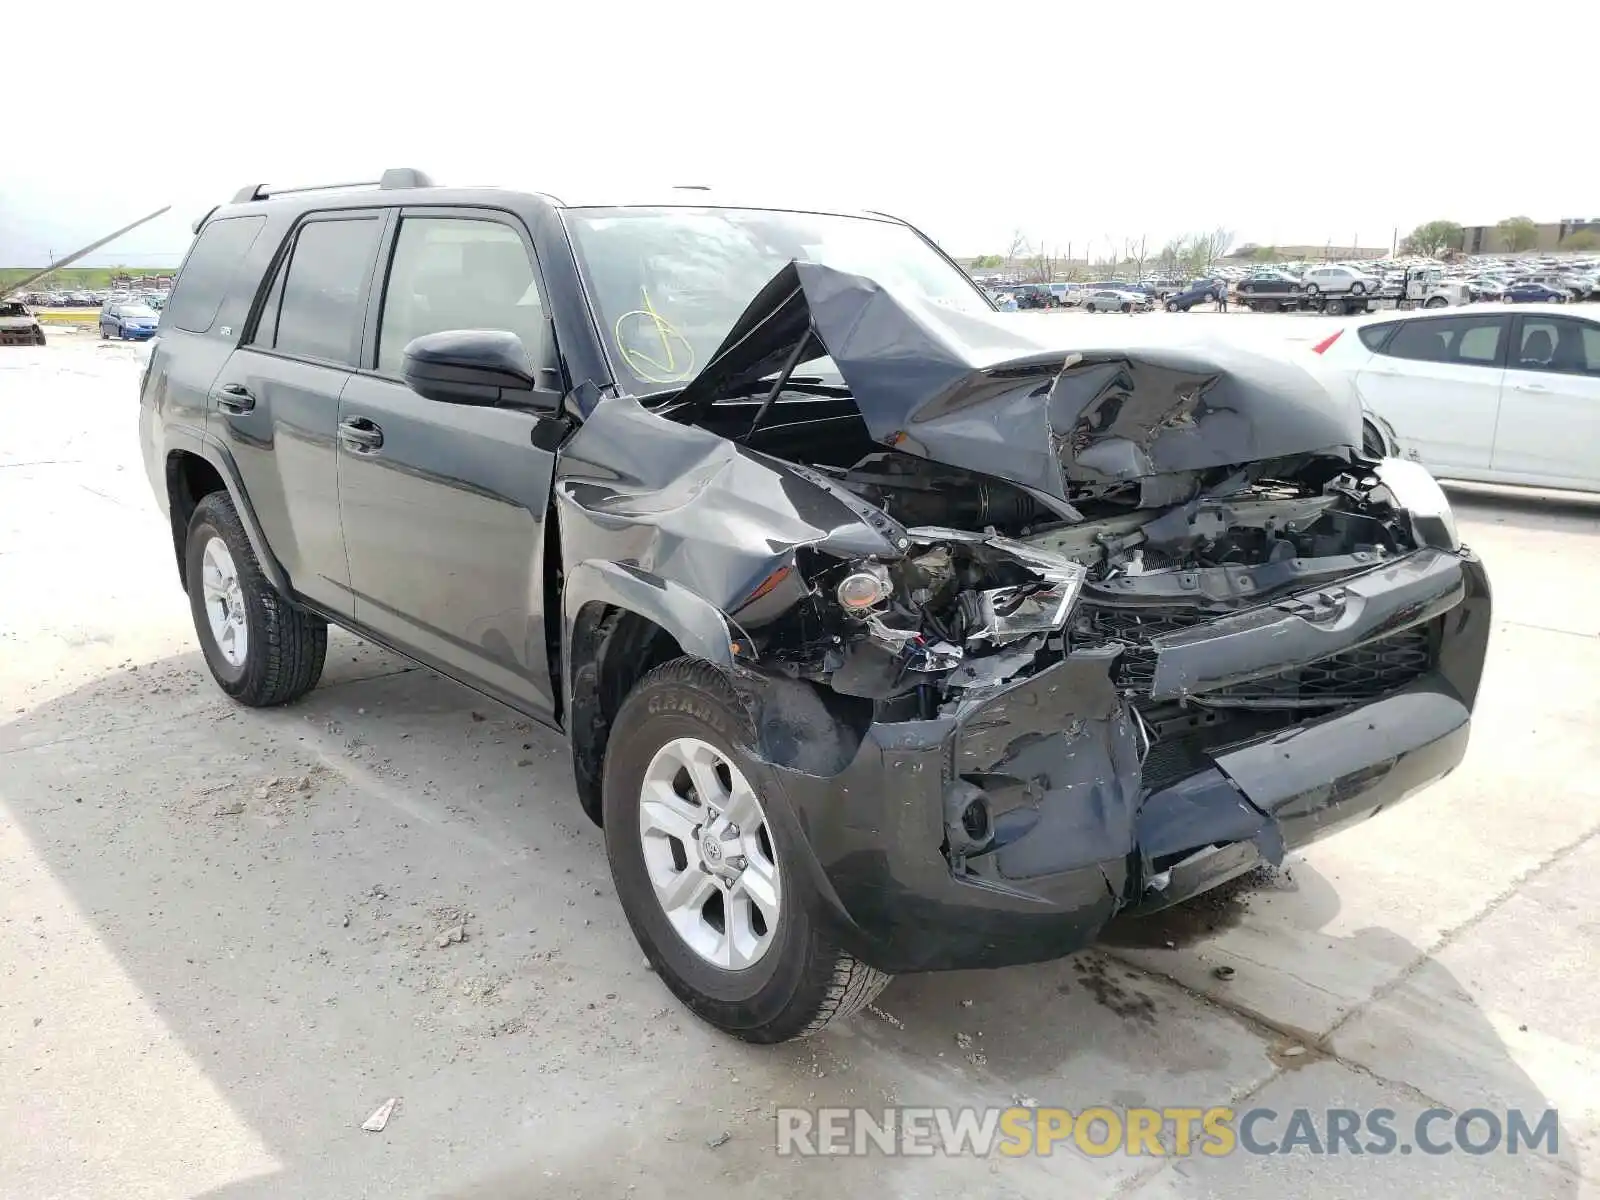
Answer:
[
  {"xmin": 1306, "ymin": 283, "xmax": 1320, "ymax": 296},
  {"xmin": 185, "ymin": 491, "xmax": 327, "ymax": 706},
  {"xmin": 602, "ymin": 658, "xmax": 891, "ymax": 1043}
]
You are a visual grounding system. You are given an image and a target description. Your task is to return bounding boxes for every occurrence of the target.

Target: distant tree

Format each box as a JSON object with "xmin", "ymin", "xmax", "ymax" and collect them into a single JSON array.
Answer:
[
  {"xmin": 969, "ymin": 254, "xmax": 1004, "ymax": 269},
  {"xmin": 1252, "ymin": 245, "xmax": 1280, "ymax": 263},
  {"xmin": 1497, "ymin": 216, "xmax": 1538, "ymax": 253},
  {"xmin": 1560, "ymin": 230, "xmax": 1600, "ymax": 252},
  {"xmin": 1124, "ymin": 235, "xmax": 1149, "ymax": 280},
  {"xmin": 1405, "ymin": 220, "xmax": 1463, "ymax": 258},
  {"xmin": 1006, "ymin": 229, "xmax": 1029, "ymax": 265},
  {"xmin": 1157, "ymin": 237, "xmax": 1185, "ymax": 277},
  {"xmin": 1027, "ymin": 244, "xmax": 1056, "ymax": 283},
  {"xmin": 1174, "ymin": 228, "xmax": 1233, "ymax": 275}
]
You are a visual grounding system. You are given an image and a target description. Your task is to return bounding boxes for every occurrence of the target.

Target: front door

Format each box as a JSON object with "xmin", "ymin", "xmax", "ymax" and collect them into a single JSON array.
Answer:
[
  {"xmin": 1492, "ymin": 313, "xmax": 1600, "ymax": 490},
  {"xmin": 336, "ymin": 209, "xmax": 567, "ymax": 719}
]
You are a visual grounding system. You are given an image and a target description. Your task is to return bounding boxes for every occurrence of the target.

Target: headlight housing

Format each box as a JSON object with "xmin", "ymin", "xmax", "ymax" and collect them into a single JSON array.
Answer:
[{"xmin": 1374, "ymin": 458, "xmax": 1460, "ymax": 552}]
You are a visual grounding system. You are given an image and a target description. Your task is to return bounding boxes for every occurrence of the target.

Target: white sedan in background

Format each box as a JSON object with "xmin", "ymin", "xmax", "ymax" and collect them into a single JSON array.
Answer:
[
  {"xmin": 1082, "ymin": 289, "xmax": 1151, "ymax": 313},
  {"xmin": 1313, "ymin": 303, "xmax": 1600, "ymax": 493}
]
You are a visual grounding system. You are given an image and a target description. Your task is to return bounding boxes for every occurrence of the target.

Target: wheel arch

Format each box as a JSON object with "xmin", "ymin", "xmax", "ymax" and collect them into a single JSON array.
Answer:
[
  {"xmin": 164, "ymin": 437, "xmax": 291, "ymax": 597},
  {"xmin": 562, "ymin": 561, "xmax": 741, "ymax": 825}
]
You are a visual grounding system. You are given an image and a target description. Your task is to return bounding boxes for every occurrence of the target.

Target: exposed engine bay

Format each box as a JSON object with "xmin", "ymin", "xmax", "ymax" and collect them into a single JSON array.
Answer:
[
  {"xmin": 753, "ymin": 445, "xmax": 1431, "ymax": 717},
  {"xmin": 552, "ymin": 259, "xmax": 1487, "ymax": 973}
]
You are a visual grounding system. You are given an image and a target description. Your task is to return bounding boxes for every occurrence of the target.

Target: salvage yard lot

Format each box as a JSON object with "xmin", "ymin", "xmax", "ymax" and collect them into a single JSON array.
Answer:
[{"xmin": 3, "ymin": 330, "xmax": 1598, "ymax": 1199}]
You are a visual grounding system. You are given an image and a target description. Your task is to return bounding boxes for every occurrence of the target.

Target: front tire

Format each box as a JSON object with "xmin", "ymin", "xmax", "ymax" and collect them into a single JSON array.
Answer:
[
  {"xmin": 1165, "ymin": 300, "xmax": 1179, "ymax": 312},
  {"xmin": 603, "ymin": 659, "xmax": 890, "ymax": 1042},
  {"xmin": 185, "ymin": 491, "xmax": 327, "ymax": 706}
]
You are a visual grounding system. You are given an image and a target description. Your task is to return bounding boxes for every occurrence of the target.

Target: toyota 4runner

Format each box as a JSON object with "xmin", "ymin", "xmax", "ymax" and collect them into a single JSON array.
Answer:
[{"xmin": 139, "ymin": 169, "xmax": 1490, "ymax": 1042}]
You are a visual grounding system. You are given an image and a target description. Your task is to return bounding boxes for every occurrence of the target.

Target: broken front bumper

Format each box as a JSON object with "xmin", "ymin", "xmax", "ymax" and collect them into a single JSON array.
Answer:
[{"xmin": 757, "ymin": 547, "xmax": 1491, "ymax": 974}]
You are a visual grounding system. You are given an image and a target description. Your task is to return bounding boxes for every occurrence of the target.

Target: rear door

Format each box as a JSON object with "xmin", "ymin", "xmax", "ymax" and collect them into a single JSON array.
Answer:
[
  {"xmin": 211, "ymin": 210, "xmax": 387, "ymax": 616},
  {"xmin": 1492, "ymin": 313, "xmax": 1600, "ymax": 489},
  {"xmin": 1353, "ymin": 312, "xmax": 1510, "ymax": 474},
  {"xmin": 335, "ymin": 208, "xmax": 567, "ymax": 719}
]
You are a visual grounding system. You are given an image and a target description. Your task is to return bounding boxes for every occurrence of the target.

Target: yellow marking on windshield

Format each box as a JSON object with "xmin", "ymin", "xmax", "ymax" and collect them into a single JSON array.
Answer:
[{"xmin": 614, "ymin": 288, "xmax": 697, "ymax": 384}]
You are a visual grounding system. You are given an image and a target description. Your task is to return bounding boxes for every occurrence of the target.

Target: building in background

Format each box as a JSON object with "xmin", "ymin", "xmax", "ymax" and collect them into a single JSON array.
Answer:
[{"xmin": 1456, "ymin": 218, "xmax": 1600, "ymax": 254}]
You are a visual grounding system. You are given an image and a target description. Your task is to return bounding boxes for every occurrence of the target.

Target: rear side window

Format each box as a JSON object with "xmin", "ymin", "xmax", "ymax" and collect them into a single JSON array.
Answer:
[
  {"xmin": 1382, "ymin": 315, "xmax": 1506, "ymax": 366},
  {"xmin": 252, "ymin": 216, "xmax": 382, "ymax": 365},
  {"xmin": 1358, "ymin": 323, "xmax": 1396, "ymax": 351},
  {"xmin": 166, "ymin": 216, "xmax": 266, "ymax": 334}
]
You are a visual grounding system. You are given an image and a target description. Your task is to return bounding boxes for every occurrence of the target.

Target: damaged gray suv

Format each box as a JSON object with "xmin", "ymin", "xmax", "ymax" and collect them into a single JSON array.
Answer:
[{"xmin": 140, "ymin": 171, "xmax": 1490, "ymax": 1042}]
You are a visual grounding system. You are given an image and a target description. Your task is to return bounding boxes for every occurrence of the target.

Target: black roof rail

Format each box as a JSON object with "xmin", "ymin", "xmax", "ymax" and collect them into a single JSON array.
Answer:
[{"xmin": 230, "ymin": 168, "xmax": 436, "ymax": 205}]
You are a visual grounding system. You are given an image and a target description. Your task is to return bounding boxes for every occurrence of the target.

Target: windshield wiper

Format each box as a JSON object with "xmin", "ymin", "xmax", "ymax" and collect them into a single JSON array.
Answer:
[{"xmin": 726, "ymin": 375, "xmax": 852, "ymax": 400}]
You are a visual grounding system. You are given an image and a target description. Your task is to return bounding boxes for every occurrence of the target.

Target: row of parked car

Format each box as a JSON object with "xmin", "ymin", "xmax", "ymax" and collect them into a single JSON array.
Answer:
[{"xmin": 9, "ymin": 287, "xmax": 171, "ymax": 309}]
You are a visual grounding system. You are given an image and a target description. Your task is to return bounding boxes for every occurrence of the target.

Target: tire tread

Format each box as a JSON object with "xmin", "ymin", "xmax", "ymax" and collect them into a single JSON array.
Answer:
[
  {"xmin": 606, "ymin": 657, "xmax": 892, "ymax": 1042},
  {"xmin": 189, "ymin": 491, "xmax": 326, "ymax": 706}
]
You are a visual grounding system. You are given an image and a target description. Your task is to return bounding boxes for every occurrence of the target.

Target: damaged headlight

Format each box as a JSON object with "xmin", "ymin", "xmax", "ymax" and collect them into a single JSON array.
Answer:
[
  {"xmin": 1373, "ymin": 458, "xmax": 1460, "ymax": 552},
  {"xmin": 962, "ymin": 565, "xmax": 1087, "ymax": 648},
  {"xmin": 835, "ymin": 561, "xmax": 893, "ymax": 613},
  {"xmin": 831, "ymin": 532, "xmax": 1087, "ymax": 680}
]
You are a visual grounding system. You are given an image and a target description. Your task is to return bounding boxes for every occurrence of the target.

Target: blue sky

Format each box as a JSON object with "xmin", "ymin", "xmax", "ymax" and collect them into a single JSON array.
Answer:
[{"xmin": 4, "ymin": 0, "xmax": 1593, "ymax": 267}]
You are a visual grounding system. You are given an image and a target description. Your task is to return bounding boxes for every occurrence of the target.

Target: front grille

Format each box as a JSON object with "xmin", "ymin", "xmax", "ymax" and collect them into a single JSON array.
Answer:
[
  {"xmin": 1078, "ymin": 606, "xmax": 1206, "ymax": 693},
  {"xmin": 1209, "ymin": 626, "xmax": 1432, "ymax": 703},
  {"xmin": 1081, "ymin": 604, "xmax": 1434, "ymax": 705}
]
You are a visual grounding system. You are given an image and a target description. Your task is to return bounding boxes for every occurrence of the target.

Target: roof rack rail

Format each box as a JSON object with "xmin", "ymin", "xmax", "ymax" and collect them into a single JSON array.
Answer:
[{"xmin": 230, "ymin": 167, "xmax": 436, "ymax": 205}]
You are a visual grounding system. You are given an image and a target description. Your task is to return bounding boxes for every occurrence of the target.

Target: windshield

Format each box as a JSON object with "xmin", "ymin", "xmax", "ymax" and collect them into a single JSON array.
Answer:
[
  {"xmin": 120, "ymin": 305, "xmax": 157, "ymax": 318},
  {"xmin": 562, "ymin": 206, "xmax": 992, "ymax": 393}
]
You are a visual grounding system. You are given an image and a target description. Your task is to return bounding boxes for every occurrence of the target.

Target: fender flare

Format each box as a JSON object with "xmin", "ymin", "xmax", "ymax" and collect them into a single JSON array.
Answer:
[
  {"xmin": 164, "ymin": 425, "xmax": 294, "ymax": 597},
  {"xmin": 561, "ymin": 559, "xmax": 737, "ymax": 703}
]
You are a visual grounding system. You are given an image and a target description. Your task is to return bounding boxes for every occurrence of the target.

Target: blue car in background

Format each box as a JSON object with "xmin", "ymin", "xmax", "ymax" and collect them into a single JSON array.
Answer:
[
  {"xmin": 100, "ymin": 302, "xmax": 159, "ymax": 340},
  {"xmin": 1502, "ymin": 281, "xmax": 1567, "ymax": 304},
  {"xmin": 1163, "ymin": 278, "xmax": 1225, "ymax": 311}
]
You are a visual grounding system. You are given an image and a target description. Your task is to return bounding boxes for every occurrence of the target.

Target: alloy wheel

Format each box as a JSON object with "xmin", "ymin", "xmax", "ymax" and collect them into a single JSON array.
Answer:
[
  {"xmin": 637, "ymin": 737, "xmax": 782, "ymax": 970},
  {"xmin": 200, "ymin": 536, "xmax": 249, "ymax": 667}
]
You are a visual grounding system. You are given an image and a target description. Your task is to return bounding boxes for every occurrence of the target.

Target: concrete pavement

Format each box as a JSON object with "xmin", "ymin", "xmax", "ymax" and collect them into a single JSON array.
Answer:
[{"xmin": 2, "ymin": 333, "xmax": 1595, "ymax": 1198}]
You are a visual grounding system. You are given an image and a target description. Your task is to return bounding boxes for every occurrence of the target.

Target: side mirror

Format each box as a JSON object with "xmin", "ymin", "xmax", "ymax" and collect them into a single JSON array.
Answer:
[{"xmin": 401, "ymin": 330, "xmax": 547, "ymax": 409}]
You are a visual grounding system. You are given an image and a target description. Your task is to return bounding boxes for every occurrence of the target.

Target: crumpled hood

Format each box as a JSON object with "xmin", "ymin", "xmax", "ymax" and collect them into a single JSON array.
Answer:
[{"xmin": 671, "ymin": 261, "xmax": 1363, "ymax": 501}]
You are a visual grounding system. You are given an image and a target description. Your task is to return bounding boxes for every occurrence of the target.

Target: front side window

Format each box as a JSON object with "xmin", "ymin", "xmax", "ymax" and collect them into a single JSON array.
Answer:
[
  {"xmin": 377, "ymin": 216, "xmax": 547, "ymax": 375},
  {"xmin": 254, "ymin": 216, "xmax": 382, "ymax": 365},
  {"xmin": 1515, "ymin": 316, "xmax": 1600, "ymax": 375},
  {"xmin": 1382, "ymin": 315, "xmax": 1506, "ymax": 366},
  {"xmin": 563, "ymin": 207, "xmax": 991, "ymax": 391}
]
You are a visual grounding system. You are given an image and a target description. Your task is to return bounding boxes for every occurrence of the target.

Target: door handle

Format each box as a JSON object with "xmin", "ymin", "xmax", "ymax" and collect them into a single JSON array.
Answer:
[
  {"xmin": 213, "ymin": 383, "xmax": 255, "ymax": 413},
  {"xmin": 339, "ymin": 417, "xmax": 384, "ymax": 452},
  {"xmin": 1515, "ymin": 383, "xmax": 1549, "ymax": 392}
]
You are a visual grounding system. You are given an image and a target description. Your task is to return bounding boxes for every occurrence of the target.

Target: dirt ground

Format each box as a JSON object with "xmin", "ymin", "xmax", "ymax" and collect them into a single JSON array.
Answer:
[{"xmin": 3, "ymin": 329, "xmax": 1598, "ymax": 1199}]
